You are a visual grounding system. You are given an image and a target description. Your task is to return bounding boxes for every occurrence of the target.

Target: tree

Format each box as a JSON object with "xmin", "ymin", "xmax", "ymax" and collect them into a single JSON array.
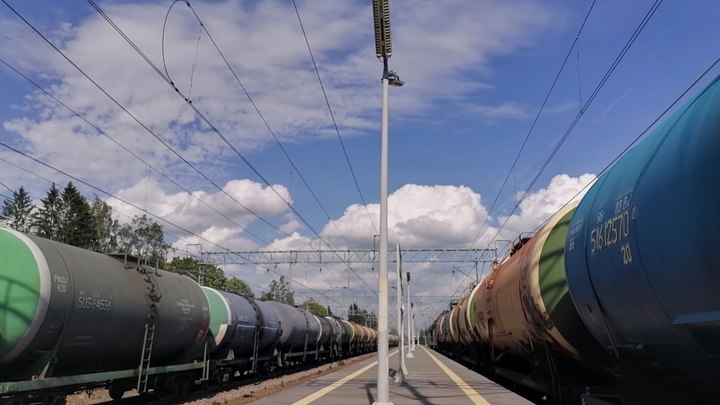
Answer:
[
  {"xmin": 166, "ymin": 257, "xmax": 224, "ymax": 285},
  {"xmin": 222, "ymin": 278, "xmax": 254, "ymax": 298},
  {"xmin": 59, "ymin": 182, "xmax": 94, "ymax": 248},
  {"xmin": 165, "ymin": 257, "xmax": 254, "ymax": 297},
  {"xmin": 302, "ymin": 298, "xmax": 329, "ymax": 317},
  {"xmin": 88, "ymin": 197, "xmax": 119, "ymax": 253},
  {"xmin": 1, "ymin": 186, "xmax": 34, "ymax": 233},
  {"xmin": 33, "ymin": 183, "xmax": 62, "ymax": 240},
  {"xmin": 348, "ymin": 303, "xmax": 377, "ymax": 328},
  {"xmin": 117, "ymin": 214, "xmax": 168, "ymax": 264},
  {"xmin": 260, "ymin": 276, "xmax": 294, "ymax": 305}
]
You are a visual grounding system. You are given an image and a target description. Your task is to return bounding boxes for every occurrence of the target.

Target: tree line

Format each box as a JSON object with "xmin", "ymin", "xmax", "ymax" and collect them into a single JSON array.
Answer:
[{"xmin": 1, "ymin": 182, "xmax": 167, "ymax": 260}]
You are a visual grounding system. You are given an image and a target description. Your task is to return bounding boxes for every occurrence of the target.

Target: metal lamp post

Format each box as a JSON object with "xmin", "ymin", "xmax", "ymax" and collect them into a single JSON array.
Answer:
[
  {"xmin": 373, "ymin": 0, "xmax": 402, "ymax": 403},
  {"xmin": 406, "ymin": 272, "xmax": 414, "ymax": 359},
  {"xmin": 410, "ymin": 302, "xmax": 415, "ymax": 352},
  {"xmin": 395, "ymin": 242, "xmax": 408, "ymax": 383}
]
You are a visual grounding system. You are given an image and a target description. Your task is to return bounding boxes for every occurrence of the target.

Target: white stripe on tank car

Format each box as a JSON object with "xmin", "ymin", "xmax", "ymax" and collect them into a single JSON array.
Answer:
[{"xmin": 1, "ymin": 229, "xmax": 52, "ymax": 363}]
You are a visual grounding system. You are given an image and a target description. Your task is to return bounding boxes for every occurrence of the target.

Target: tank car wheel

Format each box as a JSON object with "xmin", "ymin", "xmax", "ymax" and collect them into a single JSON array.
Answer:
[
  {"xmin": 108, "ymin": 385, "xmax": 125, "ymax": 401},
  {"xmin": 177, "ymin": 377, "xmax": 191, "ymax": 399},
  {"xmin": 262, "ymin": 361, "xmax": 276, "ymax": 375},
  {"xmin": 42, "ymin": 395, "xmax": 66, "ymax": 405},
  {"xmin": 152, "ymin": 375, "xmax": 171, "ymax": 400}
]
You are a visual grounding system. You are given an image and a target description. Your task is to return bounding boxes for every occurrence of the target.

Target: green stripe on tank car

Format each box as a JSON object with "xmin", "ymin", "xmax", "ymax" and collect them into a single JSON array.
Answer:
[
  {"xmin": 538, "ymin": 209, "xmax": 576, "ymax": 315},
  {"xmin": 539, "ymin": 210, "xmax": 609, "ymax": 361},
  {"xmin": 0, "ymin": 229, "xmax": 41, "ymax": 360},
  {"xmin": 201, "ymin": 287, "xmax": 229, "ymax": 341}
]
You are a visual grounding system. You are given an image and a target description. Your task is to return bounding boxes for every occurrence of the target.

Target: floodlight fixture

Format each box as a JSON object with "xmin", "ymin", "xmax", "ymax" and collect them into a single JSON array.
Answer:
[
  {"xmin": 387, "ymin": 71, "xmax": 404, "ymax": 87},
  {"xmin": 373, "ymin": 0, "xmax": 392, "ymax": 59}
]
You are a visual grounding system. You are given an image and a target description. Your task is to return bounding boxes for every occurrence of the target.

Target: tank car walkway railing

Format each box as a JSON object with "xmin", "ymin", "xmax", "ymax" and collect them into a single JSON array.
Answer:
[{"xmin": 249, "ymin": 346, "xmax": 532, "ymax": 405}]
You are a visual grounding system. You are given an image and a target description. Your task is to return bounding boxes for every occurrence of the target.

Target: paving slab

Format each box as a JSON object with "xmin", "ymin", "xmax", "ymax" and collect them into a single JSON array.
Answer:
[{"xmin": 250, "ymin": 346, "xmax": 533, "ymax": 405}]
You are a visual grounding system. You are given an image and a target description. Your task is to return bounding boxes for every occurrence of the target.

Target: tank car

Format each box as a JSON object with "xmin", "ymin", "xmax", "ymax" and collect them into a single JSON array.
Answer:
[
  {"xmin": 566, "ymin": 73, "xmax": 720, "ymax": 402},
  {"xmin": 0, "ymin": 228, "xmax": 209, "ymax": 381}
]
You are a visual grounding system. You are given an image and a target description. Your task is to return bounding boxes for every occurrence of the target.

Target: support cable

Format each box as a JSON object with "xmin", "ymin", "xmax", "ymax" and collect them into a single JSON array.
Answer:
[{"xmin": 89, "ymin": 0, "xmax": 376, "ymax": 295}]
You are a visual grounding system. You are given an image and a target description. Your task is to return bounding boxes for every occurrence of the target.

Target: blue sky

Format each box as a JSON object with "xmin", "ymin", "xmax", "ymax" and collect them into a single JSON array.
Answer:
[{"xmin": 1, "ymin": 0, "xmax": 719, "ymax": 323}]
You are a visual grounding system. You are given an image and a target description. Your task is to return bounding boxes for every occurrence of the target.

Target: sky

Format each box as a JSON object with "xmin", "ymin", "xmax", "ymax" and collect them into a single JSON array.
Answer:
[{"xmin": 1, "ymin": 0, "xmax": 719, "ymax": 328}]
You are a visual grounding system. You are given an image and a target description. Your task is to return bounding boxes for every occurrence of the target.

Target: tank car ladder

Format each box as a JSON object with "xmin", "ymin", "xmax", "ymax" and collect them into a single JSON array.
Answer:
[{"xmin": 137, "ymin": 323, "xmax": 156, "ymax": 393}]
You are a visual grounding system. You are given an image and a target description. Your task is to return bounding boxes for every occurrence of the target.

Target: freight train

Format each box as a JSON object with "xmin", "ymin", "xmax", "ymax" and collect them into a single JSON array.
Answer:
[
  {"xmin": 0, "ymin": 229, "xmax": 394, "ymax": 405},
  {"xmin": 430, "ymin": 74, "xmax": 720, "ymax": 405}
]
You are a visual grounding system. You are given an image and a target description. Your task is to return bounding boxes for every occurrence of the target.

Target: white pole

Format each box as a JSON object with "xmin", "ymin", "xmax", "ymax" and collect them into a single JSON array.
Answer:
[
  {"xmin": 396, "ymin": 242, "xmax": 407, "ymax": 382},
  {"xmin": 406, "ymin": 273, "xmax": 414, "ymax": 359},
  {"xmin": 411, "ymin": 309, "xmax": 416, "ymax": 350},
  {"xmin": 374, "ymin": 72, "xmax": 392, "ymax": 405}
]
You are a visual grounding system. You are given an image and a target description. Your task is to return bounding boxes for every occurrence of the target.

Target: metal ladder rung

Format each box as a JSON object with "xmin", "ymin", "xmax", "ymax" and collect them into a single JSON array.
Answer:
[{"xmin": 137, "ymin": 324, "xmax": 156, "ymax": 393}]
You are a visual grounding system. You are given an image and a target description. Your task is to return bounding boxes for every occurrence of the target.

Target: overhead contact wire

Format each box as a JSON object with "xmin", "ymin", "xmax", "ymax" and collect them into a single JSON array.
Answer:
[
  {"xmin": 0, "ymin": 0, "xmax": 343, "ymax": 305},
  {"xmin": 454, "ymin": 0, "xmax": 662, "ymax": 305},
  {"xmin": 0, "ymin": 55, "xmax": 270, "ymax": 246},
  {"xmin": 291, "ymin": 0, "xmax": 379, "ymax": 235},
  {"xmin": 0, "ymin": 141, "xmax": 341, "ymax": 304},
  {"xmin": 464, "ymin": 0, "xmax": 598, "ymax": 260},
  {"xmin": 1, "ymin": 0, "xmax": 287, "ymax": 240},
  {"xmin": 172, "ymin": 0, "xmax": 371, "ymax": 292},
  {"xmin": 114, "ymin": 0, "xmax": 375, "ymax": 295}
]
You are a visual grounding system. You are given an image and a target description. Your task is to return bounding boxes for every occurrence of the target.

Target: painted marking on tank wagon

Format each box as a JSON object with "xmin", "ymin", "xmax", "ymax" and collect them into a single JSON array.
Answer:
[
  {"xmin": 590, "ymin": 210, "xmax": 631, "ymax": 253},
  {"xmin": 589, "ymin": 192, "xmax": 636, "ymax": 266},
  {"xmin": 52, "ymin": 274, "xmax": 68, "ymax": 293},
  {"xmin": 177, "ymin": 299, "xmax": 196, "ymax": 314},
  {"xmin": 76, "ymin": 292, "xmax": 112, "ymax": 312}
]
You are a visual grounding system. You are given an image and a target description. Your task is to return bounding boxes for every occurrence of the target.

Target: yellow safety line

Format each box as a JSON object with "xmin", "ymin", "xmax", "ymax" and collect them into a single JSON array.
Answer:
[
  {"xmin": 291, "ymin": 351, "xmax": 398, "ymax": 405},
  {"xmin": 421, "ymin": 346, "xmax": 492, "ymax": 405}
]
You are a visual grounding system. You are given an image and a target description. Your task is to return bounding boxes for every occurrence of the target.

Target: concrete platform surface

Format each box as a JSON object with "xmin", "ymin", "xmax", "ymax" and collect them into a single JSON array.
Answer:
[{"xmin": 250, "ymin": 346, "xmax": 533, "ymax": 405}]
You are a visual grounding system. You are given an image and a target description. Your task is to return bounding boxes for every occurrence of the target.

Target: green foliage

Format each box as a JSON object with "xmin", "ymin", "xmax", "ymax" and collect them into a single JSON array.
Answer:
[
  {"xmin": 33, "ymin": 183, "xmax": 61, "ymax": 239},
  {"xmin": 89, "ymin": 197, "xmax": 120, "ymax": 253},
  {"xmin": 1, "ymin": 186, "xmax": 34, "ymax": 233},
  {"xmin": 2, "ymin": 183, "xmax": 171, "ymax": 258},
  {"xmin": 347, "ymin": 303, "xmax": 377, "ymax": 328},
  {"xmin": 302, "ymin": 298, "xmax": 329, "ymax": 317},
  {"xmin": 58, "ymin": 182, "xmax": 94, "ymax": 249},
  {"xmin": 117, "ymin": 214, "xmax": 168, "ymax": 264},
  {"xmin": 260, "ymin": 275, "xmax": 295, "ymax": 305},
  {"xmin": 165, "ymin": 257, "xmax": 254, "ymax": 297},
  {"xmin": 222, "ymin": 278, "xmax": 254, "ymax": 297}
]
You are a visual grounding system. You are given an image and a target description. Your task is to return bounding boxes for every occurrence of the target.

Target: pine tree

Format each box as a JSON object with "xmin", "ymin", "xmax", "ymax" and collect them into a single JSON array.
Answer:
[
  {"xmin": 59, "ymin": 182, "xmax": 94, "ymax": 248},
  {"xmin": 1, "ymin": 186, "xmax": 34, "ymax": 233},
  {"xmin": 33, "ymin": 183, "xmax": 62, "ymax": 240}
]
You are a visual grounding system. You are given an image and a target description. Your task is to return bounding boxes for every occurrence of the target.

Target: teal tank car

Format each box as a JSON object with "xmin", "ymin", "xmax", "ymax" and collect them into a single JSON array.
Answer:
[
  {"xmin": 566, "ymin": 74, "xmax": 720, "ymax": 398},
  {"xmin": 0, "ymin": 228, "xmax": 210, "ymax": 380}
]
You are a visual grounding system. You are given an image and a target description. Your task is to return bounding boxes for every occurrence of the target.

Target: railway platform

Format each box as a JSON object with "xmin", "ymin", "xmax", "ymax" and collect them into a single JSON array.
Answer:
[{"xmin": 250, "ymin": 345, "xmax": 532, "ymax": 405}]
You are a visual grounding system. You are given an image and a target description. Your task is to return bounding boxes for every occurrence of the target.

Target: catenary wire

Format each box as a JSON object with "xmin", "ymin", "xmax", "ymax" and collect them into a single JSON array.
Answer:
[
  {"xmin": 0, "ymin": 55, "xmax": 271, "ymax": 246},
  {"xmin": 0, "ymin": 0, "xmax": 366, "ymax": 299},
  {"xmin": 0, "ymin": 0, "xmax": 289, "ymax": 241},
  {"xmin": 290, "ymin": 0, "xmax": 379, "ymax": 235},
  {"xmin": 89, "ymin": 0, "xmax": 377, "ymax": 295},
  {"xmin": 451, "ymin": 0, "xmax": 663, "ymax": 304},
  {"xmin": 0, "ymin": 140, "xmax": 342, "ymax": 305},
  {"xmin": 161, "ymin": 0, "xmax": 374, "ymax": 291},
  {"xmin": 464, "ymin": 0, "xmax": 598, "ymax": 259}
]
